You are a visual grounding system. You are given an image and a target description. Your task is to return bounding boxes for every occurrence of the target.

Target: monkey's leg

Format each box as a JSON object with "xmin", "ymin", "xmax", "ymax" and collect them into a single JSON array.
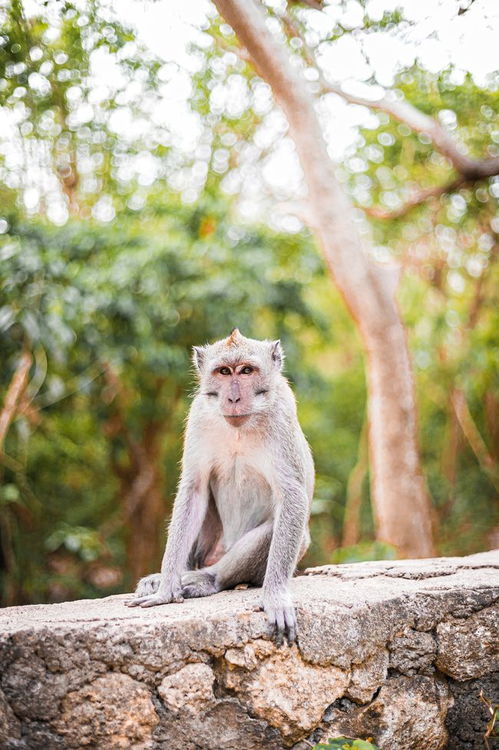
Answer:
[
  {"xmin": 127, "ymin": 478, "xmax": 209, "ymax": 608},
  {"xmin": 181, "ymin": 521, "xmax": 273, "ymax": 599},
  {"xmin": 133, "ymin": 501, "xmax": 222, "ymax": 599}
]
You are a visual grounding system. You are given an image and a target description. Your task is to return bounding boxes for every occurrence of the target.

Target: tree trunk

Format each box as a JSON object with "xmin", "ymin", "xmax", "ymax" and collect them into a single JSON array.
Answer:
[
  {"xmin": 121, "ymin": 432, "xmax": 165, "ymax": 585},
  {"xmin": 213, "ymin": 0, "xmax": 435, "ymax": 557},
  {"xmin": 0, "ymin": 350, "xmax": 33, "ymax": 605},
  {"xmin": 106, "ymin": 420, "xmax": 167, "ymax": 585},
  {"xmin": 342, "ymin": 416, "xmax": 368, "ymax": 548},
  {"xmin": 101, "ymin": 366, "xmax": 170, "ymax": 583},
  {"xmin": 365, "ymin": 317, "xmax": 433, "ymax": 554},
  {"xmin": 0, "ymin": 350, "xmax": 32, "ymax": 452}
]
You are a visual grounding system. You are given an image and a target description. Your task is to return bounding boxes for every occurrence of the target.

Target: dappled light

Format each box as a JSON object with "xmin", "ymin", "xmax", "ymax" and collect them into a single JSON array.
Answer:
[{"xmin": 0, "ymin": 0, "xmax": 497, "ymax": 608}]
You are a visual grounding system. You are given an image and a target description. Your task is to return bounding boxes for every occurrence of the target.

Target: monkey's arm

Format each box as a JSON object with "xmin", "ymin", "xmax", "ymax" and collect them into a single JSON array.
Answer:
[
  {"xmin": 262, "ymin": 471, "xmax": 309, "ymax": 643},
  {"xmin": 126, "ymin": 476, "xmax": 208, "ymax": 608}
]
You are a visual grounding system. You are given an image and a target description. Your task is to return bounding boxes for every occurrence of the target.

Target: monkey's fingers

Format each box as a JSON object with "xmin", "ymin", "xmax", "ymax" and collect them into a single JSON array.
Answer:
[
  {"xmin": 125, "ymin": 597, "xmax": 150, "ymax": 607},
  {"xmin": 274, "ymin": 608, "xmax": 286, "ymax": 647},
  {"xmin": 263, "ymin": 603, "xmax": 297, "ymax": 646},
  {"xmin": 125, "ymin": 595, "xmax": 161, "ymax": 608},
  {"xmin": 284, "ymin": 608, "xmax": 297, "ymax": 644},
  {"xmin": 276, "ymin": 606, "xmax": 297, "ymax": 645},
  {"xmin": 125, "ymin": 593, "xmax": 183, "ymax": 608}
]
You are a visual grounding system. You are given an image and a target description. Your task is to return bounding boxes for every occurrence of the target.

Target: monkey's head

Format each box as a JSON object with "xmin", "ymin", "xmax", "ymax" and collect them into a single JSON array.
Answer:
[{"xmin": 193, "ymin": 329, "xmax": 284, "ymax": 427}]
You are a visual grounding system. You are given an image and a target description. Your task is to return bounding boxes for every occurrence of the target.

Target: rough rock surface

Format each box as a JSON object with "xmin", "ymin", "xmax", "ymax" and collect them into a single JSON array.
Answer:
[{"xmin": 0, "ymin": 551, "xmax": 497, "ymax": 750}]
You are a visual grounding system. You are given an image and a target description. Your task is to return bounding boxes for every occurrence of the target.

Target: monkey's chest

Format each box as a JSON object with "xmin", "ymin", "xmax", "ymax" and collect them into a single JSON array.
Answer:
[{"xmin": 210, "ymin": 458, "xmax": 272, "ymax": 548}]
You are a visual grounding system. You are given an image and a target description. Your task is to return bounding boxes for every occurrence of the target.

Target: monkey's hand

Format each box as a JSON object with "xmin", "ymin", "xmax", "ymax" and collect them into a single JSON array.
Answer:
[
  {"xmin": 262, "ymin": 588, "xmax": 297, "ymax": 645},
  {"xmin": 125, "ymin": 577, "xmax": 184, "ymax": 608}
]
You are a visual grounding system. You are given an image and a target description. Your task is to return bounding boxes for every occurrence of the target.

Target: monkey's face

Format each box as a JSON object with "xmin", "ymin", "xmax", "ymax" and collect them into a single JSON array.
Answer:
[
  {"xmin": 194, "ymin": 331, "xmax": 283, "ymax": 428},
  {"xmin": 206, "ymin": 360, "xmax": 268, "ymax": 426}
]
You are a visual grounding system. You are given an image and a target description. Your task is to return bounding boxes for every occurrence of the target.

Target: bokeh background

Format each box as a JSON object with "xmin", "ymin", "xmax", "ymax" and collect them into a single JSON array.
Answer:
[{"xmin": 0, "ymin": 0, "xmax": 497, "ymax": 606}]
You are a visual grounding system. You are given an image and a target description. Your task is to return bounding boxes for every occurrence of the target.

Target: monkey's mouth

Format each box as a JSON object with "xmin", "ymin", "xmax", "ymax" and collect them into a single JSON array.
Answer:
[{"xmin": 223, "ymin": 414, "xmax": 252, "ymax": 426}]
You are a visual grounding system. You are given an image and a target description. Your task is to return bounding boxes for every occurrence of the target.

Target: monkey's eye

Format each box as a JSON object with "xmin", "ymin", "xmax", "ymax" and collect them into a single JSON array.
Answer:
[
  {"xmin": 240, "ymin": 366, "xmax": 254, "ymax": 375},
  {"xmin": 219, "ymin": 367, "xmax": 231, "ymax": 375}
]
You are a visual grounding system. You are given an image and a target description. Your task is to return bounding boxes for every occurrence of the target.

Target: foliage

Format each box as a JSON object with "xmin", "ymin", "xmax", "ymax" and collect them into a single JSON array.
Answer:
[
  {"xmin": 0, "ymin": 0, "xmax": 168, "ymax": 219},
  {"xmin": 480, "ymin": 689, "xmax": 499, "ymax": 748},
  {"xmin": 0, "ymin": 196, "xmax": 338, "ymax": 602},
  {"xmin": 329, "ymin": 541, "xmax": 396, "ymax": 565},
  {"xmin": 0, "ymin": 0, "xmax": 497, "ymax": 604},
  {"xmin": 313, "ymin": 737, "xmax": 380, "ymax": 750}
]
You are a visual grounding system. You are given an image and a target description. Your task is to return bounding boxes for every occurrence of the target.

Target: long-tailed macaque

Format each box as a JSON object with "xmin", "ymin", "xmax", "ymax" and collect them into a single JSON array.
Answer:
[{"xmin": 126, "ymin": 329, "xmax": 314, "ymax": 642}]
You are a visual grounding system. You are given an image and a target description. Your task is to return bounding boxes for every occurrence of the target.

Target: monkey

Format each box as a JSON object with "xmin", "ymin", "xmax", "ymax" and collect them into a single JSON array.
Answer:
[{"xmin": 126, "ymin": 329, "xmax": 314, "ymax": 643}]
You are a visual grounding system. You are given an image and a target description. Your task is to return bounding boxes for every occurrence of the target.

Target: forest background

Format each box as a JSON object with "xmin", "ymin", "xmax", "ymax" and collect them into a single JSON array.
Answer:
[{"xmin": 0, "ymin": 0, "xmax": 497, "ymax": 606}]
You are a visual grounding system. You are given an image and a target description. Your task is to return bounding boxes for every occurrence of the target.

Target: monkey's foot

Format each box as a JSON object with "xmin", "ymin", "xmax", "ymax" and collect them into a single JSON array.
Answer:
[
  {"xmin": 125, "ymin": 590, "xmax": 184, "ymax": 607},
  {"xmin": 181, "ymin": 571, "xmax": 218, "ymax": 599},
  {"xmin": 134, "ymin": 573, "xmax": 161, "ymax": 598},
  {"xmin": 126, "ymin": 590, "xmax": 184, "ymax": 608},
  {"xmin": 125, "ymin": 578, "xmax": 184, "ymax": 608},
  {"xmin": 262, "ymin": 591, "xmax": 297, "ymax": 645}
]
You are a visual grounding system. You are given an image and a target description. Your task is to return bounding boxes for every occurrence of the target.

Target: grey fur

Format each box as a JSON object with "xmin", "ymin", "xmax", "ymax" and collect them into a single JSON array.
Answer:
[{"xmin": 127, "ymin": 330, "xmax": 314, "ymax": 643}]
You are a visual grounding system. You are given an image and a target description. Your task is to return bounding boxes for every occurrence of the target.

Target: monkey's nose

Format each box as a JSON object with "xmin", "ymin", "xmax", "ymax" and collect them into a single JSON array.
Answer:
[{"xmin": 228, "ymin": 396, "xmax": 241, "ymax": 403}]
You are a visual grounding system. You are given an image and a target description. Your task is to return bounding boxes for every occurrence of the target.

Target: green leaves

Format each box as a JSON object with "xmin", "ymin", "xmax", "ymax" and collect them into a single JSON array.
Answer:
[
  {"xmin": 330, "ymin": 541, "xmax": 396, "ymax": 565},
  {"xmin": 314, "ymin": 737, "xmax": 380, "ymax": 750},
  {"xmin": 0, "ymin": 483, "xmax": 22, "ymax": 506},
  {"xmin": 1, "ymin": 0, "xmax": 498, "ymax": 607},
  {"xmin": 0, "ymin": 0, "xmax": 167, "ymax": 216},
  {"xmin": 46, "ymin": 523, "xmax": 104, "ymax": 562},
  {"xmin": 0, "ymin": 197, "xmax": 331, "ymax": 602}
]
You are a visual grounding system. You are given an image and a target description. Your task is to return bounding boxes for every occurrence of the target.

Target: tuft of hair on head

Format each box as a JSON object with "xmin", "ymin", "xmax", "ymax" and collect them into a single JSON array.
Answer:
[{"xmin": 225, "ymin": 328, "xmax": 243, "ymax": 348}]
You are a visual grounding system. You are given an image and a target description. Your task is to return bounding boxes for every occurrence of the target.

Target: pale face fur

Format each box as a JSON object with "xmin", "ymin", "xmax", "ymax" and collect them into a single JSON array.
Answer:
[{"xmin": 193, "ymin": 329, "xmax": 284, "ymax": 428}]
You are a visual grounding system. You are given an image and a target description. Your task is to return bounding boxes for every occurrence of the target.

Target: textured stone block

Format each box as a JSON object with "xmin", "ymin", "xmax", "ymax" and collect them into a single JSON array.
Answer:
[{"xmin": 0, "ymin": 551, "xmax": 497, "ymax": 749}]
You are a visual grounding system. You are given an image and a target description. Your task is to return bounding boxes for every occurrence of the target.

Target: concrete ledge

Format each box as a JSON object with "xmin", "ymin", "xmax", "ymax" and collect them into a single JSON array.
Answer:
[{"xmin": 1, "ymin": 551, "xmax": 498, "ymax": 749}]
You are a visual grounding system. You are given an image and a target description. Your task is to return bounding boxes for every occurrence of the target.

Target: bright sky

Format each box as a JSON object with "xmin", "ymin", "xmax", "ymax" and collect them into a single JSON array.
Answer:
[
  {"xmin": 116, "ymin": 0, "xmax": 499, "ymax": 84},
  {"xmin": 112, "ymin": 0, "xmax": 498, "ymax": 155}
]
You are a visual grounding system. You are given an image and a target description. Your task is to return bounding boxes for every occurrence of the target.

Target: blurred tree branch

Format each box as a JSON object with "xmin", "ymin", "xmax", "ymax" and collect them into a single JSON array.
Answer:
[
  {"xmin": 362, "ymin": 177, "xmax": 465, "ymax": 219},
  {"xmin": 277, "ymin": 8, "xmax": 499, "ymax": 218},
  {"xmin": 451, "ymin": 389, "xmax": 499, "ymax": 493},
  {"xmin": 0, "ymin": 349, "xmax": 32, "ymax": 606},
  {"xmin": 317, "ymin": 80, "xmax": 499, "ymax": 180},
  {"xmin": 102, "ymin": 362, "xmax": 182, "ymax": 582},
  {"xmin": 458, "ymin": 0, "xmax": 478, "ymax": 16},
  {"xmin": 215, "ymin": 6, "xmax": 499, "ymax": 206},
  {"xmin": 287, "ymin": 0, "xmax": 324, "ymax": 10},
  {"xmin": 0, "ymin": 351, "xmax": 32, "ymax": 453}
]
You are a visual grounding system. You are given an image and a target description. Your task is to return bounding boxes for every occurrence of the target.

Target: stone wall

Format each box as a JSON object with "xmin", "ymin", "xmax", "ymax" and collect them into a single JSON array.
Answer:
[{"xmin": 0, "ymin": 551, "xmax": 498, "ymax": 749}]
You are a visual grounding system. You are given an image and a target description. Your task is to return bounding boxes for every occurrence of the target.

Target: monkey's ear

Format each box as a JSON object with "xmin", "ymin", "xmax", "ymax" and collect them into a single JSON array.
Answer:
[
  {"xmin": 270, "ymin": 340, "xmax": 284, "ymax": 370},
  {"xmin": 192, "ymin": 346, "xmax": 205, "ymax": 372}
]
